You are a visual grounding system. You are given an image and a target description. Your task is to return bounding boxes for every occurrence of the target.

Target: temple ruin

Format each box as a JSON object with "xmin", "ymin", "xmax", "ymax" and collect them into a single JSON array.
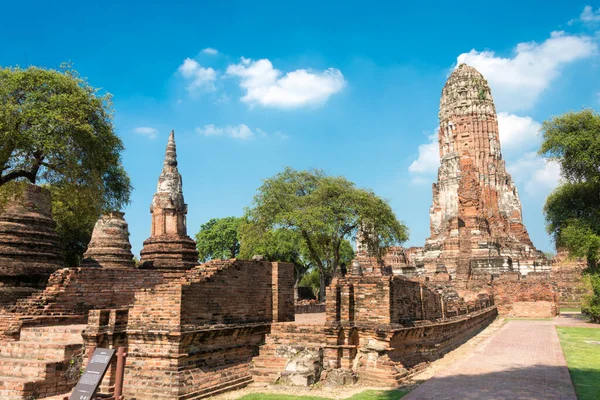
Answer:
[
  {"xmin": 0, "ymin": 64, "xmax": 589, "ymax": 399},
  {"xmin": 422, "ymin": 64, "xmax": 545, "ymax": 277}
]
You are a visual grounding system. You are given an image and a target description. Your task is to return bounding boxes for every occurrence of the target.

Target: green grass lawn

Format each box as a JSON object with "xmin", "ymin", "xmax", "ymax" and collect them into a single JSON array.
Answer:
[
  {"xmin": 238, "ymin": 389, "xmax": 408, "ymax": 400},
  {"xmin": 560, "ymin": 307, "xmax": 582, "ymax": 313},
  {"xmin": 556, "ymin": 326, "xmax": 600, "ymax": 400}
]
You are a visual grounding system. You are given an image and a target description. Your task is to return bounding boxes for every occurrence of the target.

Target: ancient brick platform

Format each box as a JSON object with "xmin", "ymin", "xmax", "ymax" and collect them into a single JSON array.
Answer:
[
  {"xmin": 0, "ymin": 324, "xmax": 86, "ymax": 400},
  {"xmin": 78, "ymin": 259, "xmax": 295, "ymax": 400},
  {"xmin": 253, "ymin": 274, "xmax": 497, "ymax": 388}
]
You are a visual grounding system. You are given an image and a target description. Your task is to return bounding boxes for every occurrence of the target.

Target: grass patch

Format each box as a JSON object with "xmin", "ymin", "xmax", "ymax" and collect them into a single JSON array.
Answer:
[
  {"xmin": 346, "ymin": 389, "xmax": 408, "ymax": 399},
  {"xmin": 560, "ymin": 307, "xmax": 582, "ymax": 313},
  {"xmin": 238, "ymin": 390, "xmax": 408, "ymax": 400},
  {"xmin": 239, "ymin": 395, "xmax": 328, "ymax": 400},
  {"xmin": 556, "ymin": 326, "xmax": 600, "ymax": 400}
]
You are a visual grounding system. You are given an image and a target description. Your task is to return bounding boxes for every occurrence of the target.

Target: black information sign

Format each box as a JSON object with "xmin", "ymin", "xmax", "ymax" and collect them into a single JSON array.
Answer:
[{"xmin": 70, "ymin": 348, "xmax": 115, "ymax": 400}]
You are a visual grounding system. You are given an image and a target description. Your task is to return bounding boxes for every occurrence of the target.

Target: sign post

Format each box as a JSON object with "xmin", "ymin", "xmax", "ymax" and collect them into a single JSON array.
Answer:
[{"xmin": 69, "ymin": 348, "xmax": 115, "ymax": 400}]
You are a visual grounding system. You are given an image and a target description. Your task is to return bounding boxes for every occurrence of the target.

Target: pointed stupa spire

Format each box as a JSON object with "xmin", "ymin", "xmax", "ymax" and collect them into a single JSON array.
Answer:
[
  {"xmin": 164, "ymin": 130, "xmax": 178, "ymax": 168},
  {"xmin": 153, "ymin": 130, "xmax": 185, "ymax": 210},
  {"xmin": 141, "ymin": 130, "xmax": 198, "ymax": 272}
]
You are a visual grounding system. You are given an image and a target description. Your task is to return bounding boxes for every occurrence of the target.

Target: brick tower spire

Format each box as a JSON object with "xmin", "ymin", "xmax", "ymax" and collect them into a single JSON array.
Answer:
[
  {"xmin": 140, "ymin": 130, "xmax": 198, "ymax": 272},
  {"xmin": 421, "ymin": 64, "xmax": 545, "ymax": 276}
]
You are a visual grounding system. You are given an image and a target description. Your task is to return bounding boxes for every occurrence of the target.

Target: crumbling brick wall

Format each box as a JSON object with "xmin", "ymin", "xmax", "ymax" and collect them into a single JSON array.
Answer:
[
  {"xmin": 327, "ymin": 276, "xmax": 444, "ymax": 325},
  {"xmin": 492, "ymin": 273, "xmax": 557, "ymax": 317},
  {"xmin": 122, "ymin": 259, "xmax": 295, "ymax": 400},
  {"xmin": 1, "ymin": 267, "xmax": 164, "ymax": 338},
  {"xmin": 551, "ymin": 264, "xmax": 591, "ymax": 308}
]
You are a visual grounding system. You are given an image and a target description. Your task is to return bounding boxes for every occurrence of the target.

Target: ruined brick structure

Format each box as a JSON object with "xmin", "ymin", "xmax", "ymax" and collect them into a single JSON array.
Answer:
[
  {"xmin": 81, "ymin": 212, "xmax": 135, "ymax": 269},
  {"xmin": 140, "ymin": 130, "xmax": 199, "ymax": 272},
  {"xmin": 0, "ymin": 86, "xmax": 584, "ymax": 399},
  {"xmin": 252, "ymin": 269, "xmax": 497, "ymax": 387},
  {"xmin": 0, "ymin": 184, "xmax": 64, "ymax": 305},
  {"xmin": 421, "ymin": 64, "xmax": 546, "ymax": 276},
  {"xmin": 351, "ymin": 64, "xmax": 561, "ymax": 319},
  {"xmin": 0, "ymin": 131, "xmax": 296, "ymax": 400}
]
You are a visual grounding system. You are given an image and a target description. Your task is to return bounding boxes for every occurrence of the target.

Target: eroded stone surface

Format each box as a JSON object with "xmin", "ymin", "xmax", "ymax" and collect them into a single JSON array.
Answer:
[
  {"xmin": 356, "ymin": 65, "xmax": 547, "ymax": 278},
  {"xmin": 81, "ymin": 211, "xmax": 135, "ymax": 269},
  {"xmin": 421, "ymin": 64, "xmax": 545, "ymax": 276}
]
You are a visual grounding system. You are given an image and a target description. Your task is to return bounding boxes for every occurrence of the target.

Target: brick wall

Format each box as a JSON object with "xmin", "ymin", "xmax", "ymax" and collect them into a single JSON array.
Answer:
[
  {"xmin": 1, "ymin": 267, "xmax": 164, "ymax": 338},
  {"xmin": 121, "ymin": 259, "xmax": 295, "ymax": 399},
  {"xmin": 272, "ymin": 262, "xmax": 295, "ymax": 322},
  {"xmin": 259, "ymin": 306, "xmax": 497, "ymax": 387},
  {"xmin": 327, "ymin": 276, "xmax": 444, "ymax": 326},
  {"xmin": 492, "ymin": 273, "xmax": 557, "ymax": 317},
  {"xmin": 551, "ymin": 264, "xmax": 591, "ymax": 308}
]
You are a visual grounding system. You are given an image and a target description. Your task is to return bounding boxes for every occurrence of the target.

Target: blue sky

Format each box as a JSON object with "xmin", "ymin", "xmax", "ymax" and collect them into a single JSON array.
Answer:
[{"xmin": 1, "ymin": 1, "xmax": 599, "ymax": 257}]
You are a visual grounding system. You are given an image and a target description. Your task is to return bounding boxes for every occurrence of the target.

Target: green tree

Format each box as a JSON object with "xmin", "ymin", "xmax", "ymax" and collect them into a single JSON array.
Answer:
[
  {"xmin": 0, "ymin": 65, "xmax": 132, "ymax": 265},
  {"xmin": 239, "ymin": 225, "xmax": 354, "ymax": 299},
  {"xmin": 540, "ymin": 109, "xmax": 600, "ymax": 321},
  {"xmin": 239, "ymin": 226, "xmax": 311, "ymax": 296},
  {"xmin": 195, "ymin": 217, "xmax": 242, "ymax": 262},
  {"xmin": 243, "ymin": 167, "xmax": 408, "ymax": 300}
]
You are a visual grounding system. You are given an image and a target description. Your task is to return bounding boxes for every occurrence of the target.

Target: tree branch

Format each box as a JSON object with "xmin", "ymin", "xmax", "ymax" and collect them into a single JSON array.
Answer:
[{"xmin": 0, "ymin": 169, "xmax": 37, "ymax": 185}]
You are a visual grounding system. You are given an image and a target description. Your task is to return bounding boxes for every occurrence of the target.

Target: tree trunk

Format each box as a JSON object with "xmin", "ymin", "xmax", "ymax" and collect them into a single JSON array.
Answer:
[{"xmin": 318, "ymin": 267, "xmax": 326, "ymax": 302}]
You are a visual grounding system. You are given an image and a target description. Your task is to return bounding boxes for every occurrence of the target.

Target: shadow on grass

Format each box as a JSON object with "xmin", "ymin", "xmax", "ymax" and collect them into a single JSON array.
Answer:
[
  {"xmin": 346, "ymin": 390, "xmax": 408, "ymax": 400},
  {"xmin": 568, "ymin": 367, "xmax": 600, "ymax": 400}
]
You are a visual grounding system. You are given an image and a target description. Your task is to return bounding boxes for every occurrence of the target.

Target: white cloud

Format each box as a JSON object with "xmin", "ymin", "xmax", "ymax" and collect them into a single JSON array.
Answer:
[
  {"xmin": 275, "ymin": 131, "xmax": 290, "ymax": 140},
  {"xmin": 581, "ymin": 6, "xmax": 600, "ymax": 23},
  {"xmin": 196, "ymin": 124, "xmax": 255, "ymax": 140},
  {"xmin": 456, "ymin": 31, "xmax": 596, "ymax": 111},
  {"xmin": 226, "ymin": 58, "xmax": 346, "ymax": 108},
  {"xmin": 202, "ymin": 48, "xmax": 218, "ymax": 55},
  {"xmin": 133, "ymin": 126, "xmax": 158, "ymax": 140},
  {"xmin": 497, "ymin": 112, "xmax": 541, "ymax": 153},
  {"xmin": 178, "ymin": 58, "xmax": 217, "ymax": 92},
  {"xmin": 507, "ymin": 152, "xmax": 561, "ymax": 196},
  {"xmin": 408, "ymin": 132, "xmax": 439, "ymax": 178}
]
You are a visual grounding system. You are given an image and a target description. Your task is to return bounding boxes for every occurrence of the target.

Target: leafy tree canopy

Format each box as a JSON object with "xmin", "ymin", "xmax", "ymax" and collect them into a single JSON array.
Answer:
[
  {"xmin": 540, "ymin": 109, "xmax": 600, "ymax": 321},
  {"xmin": 540, "ymin": 109, "xmax": 600, "ymax": 270},
  {"xmin": 540, "ymin": 109, "xmax": 600, "ymax": 183},
  {"xmin": 243, "ymin": 167, "xmax": 407, "ymax": 299},
  {"xmin": 195, "ymin": 217, "xmax": 242, "ymax": 262},
  {"xmin": 0, "ymin": 65, "xmax": 132, "ymax": 265},
  {"xmin": 239, "ymin": 225, "xmax": 354, "ymax": 293}
]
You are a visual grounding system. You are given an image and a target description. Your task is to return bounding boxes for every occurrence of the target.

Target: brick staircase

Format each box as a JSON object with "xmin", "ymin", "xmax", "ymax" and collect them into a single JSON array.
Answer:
[
  {"xmin": 0, "ymin": 324, "xmax": 86, "ymax": 400},
  {"xmin": 252, "ymin": 323, "xmax": 327, "ymax": 384}
]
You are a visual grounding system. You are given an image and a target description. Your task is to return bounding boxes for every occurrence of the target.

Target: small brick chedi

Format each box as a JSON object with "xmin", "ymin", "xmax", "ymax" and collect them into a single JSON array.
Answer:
[
  {"xmin": 0, "ymin": 184, "xmax": 64, "ymax": 305},
  {"xmin": 81, "ymin": 211, "xmax": 136, "ymax": 269},
  {"xmin": 140, "ymin": 130, "xmax": 199, "ymax": 272}
]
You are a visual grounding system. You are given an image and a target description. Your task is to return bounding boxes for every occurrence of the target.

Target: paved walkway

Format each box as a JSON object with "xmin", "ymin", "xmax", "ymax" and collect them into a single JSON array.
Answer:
[
  {"xmin": 404, "ymin": 320, "xmax": 577, "ymax": 400},
  {"xmin": 554, "ymin": 312, "xmax": 600, "ymax": 328}
]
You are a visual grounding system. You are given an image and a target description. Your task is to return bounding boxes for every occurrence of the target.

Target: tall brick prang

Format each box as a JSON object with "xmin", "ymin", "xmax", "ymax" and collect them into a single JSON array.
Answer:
[
  {"xmin": 140, "ymin": 131, "xmax": 199, "ymax": 271},
  {"xmin": 421, "ymin": 64, "xmax": 546, "ymax": 276}
]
